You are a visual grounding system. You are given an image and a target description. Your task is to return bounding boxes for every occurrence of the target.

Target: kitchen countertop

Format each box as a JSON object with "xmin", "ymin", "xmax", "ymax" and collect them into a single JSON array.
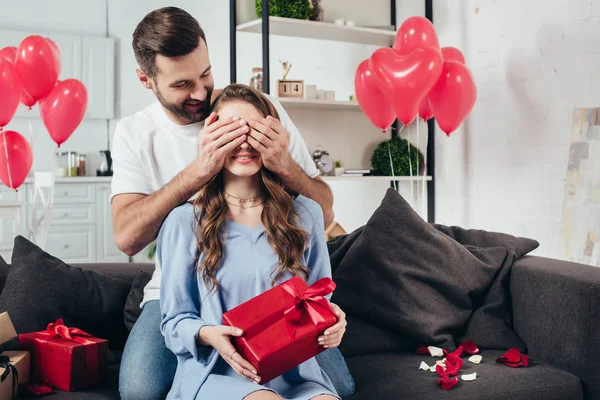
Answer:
[{"xmin": 23, "ymin": 176, "xmax": 113, "ymax": 184}]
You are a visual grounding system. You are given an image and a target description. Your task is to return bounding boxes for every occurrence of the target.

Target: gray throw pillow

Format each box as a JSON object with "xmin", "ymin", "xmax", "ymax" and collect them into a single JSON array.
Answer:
[
  {"xmin": 0, "ymin": 236, "xmax": 131, "ymax": 350},
  {"xmin": 332, "ymin": 189, "xmax": 509, "ymax": 349}
]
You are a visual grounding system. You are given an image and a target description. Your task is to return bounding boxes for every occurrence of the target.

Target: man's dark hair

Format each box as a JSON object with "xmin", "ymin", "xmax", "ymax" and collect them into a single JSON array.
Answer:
[{"xmin": 132, "ymin": 7, "xmax": 207, "ymax": 79}]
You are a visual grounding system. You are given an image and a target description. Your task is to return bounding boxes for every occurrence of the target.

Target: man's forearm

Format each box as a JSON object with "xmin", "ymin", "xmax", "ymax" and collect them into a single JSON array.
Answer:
[
  {"xmin": 113, "ymin": 165, "xmax": 210, "ymax": 256},
  {"xmin": 279, "ymin": 162, "xmax": 334, "ymax": 227}
]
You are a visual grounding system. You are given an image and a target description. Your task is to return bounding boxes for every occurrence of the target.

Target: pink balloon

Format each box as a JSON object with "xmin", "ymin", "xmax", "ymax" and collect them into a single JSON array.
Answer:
[
  {"xmin": 0, "ymin": 130, "xmax": 33, "ymax": 190},
  {"xmin": 441, "ymin": 47, "xmax": 466, "ymax": 64},
  {"xmin": 46, "ymin": 38, "xmax": 61, "ymax": 77},
  {"xmin": 15, "ymin": 35, "xmax": 60, "ymax": 102},
  {"xmin": 418, "ymin": 97, "xmax": 434, "ymax": 121},
  {"xmin": 40, "ymin": 79, "xmax": 88, "ymax": 147},
  {"xmin": 0, "ymin": 59, "xmax": 22, "ymax": 128},
  {"xmin": 428, "ymin": 61, "xmax": 477, "ymax": 136},
  {"xmin": 355, "ymin": 60, "xmax": 396, "ymax": 131},
  {"xmin": 393, "ymin": 16, "xmax": 440, "ymax": 55},
  {"xmin": 0, "ymin": 46, "xmax": 16, "ymax": 63},
  {"xmin": 369, "ymin": 47, "xmax": 443, "ymax": 126}
]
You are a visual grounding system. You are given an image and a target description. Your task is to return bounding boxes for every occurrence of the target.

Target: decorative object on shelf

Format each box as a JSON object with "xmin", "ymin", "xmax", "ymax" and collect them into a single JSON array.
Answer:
[
  {"xmin": 255, "ymin": 0, "xmax": 312, "ymax": 20},
  {"xmin": 277, "ymin": 60, "xmax": 304, "ymax": 98},
  {"xmin": 249, "ymin": 67, "xmax": 263, "ymax": 92},
  {"xmin": 312, "ymin": 145, "xmax": 333, "ymax": 176},
  {"xmin": 305, "ymin": 84, "xmax": 317, "ymax": 100},
  {"xmin": 280, "ymin": 60, "xmax": 292, "ymax": 80},
  {"xmin": 334, "ymin": 160, "xmax": 344, "ymax": 176},
  {"xmin": 309, "ymin": 0, "xmax": 323, "ymax": 21},
  {"xmin": 342, "ymin": 169, "xmax": 371, "ymax": 177},
  {"xmin": 325, "ymin": 221, "xmax": 346, "ymax": 241},
  {"xmin": 324, "ymin": 90, "xmax": 335, "ymax": 101},
  {"xmin": 371, "ymin": 136, "xmax": 422, "ymax": 176}
]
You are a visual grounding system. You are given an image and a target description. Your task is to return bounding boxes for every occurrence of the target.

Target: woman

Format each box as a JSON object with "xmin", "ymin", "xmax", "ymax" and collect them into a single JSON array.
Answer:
[{"xmin": 158, "ymin": 84, "xmax": 346, "ymax": 400}]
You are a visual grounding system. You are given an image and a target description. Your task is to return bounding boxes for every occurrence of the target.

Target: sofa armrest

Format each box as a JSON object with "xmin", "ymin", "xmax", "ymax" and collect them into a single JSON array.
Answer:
[{"xmin": 511, "ymin": 255, "xmax": 600, "ymax": 399}]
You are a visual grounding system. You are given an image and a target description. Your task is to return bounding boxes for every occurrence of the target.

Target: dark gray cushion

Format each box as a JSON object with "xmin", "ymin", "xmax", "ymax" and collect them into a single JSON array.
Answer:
[
  {"xmin": 0, "ymin": 255, "xmax": 8, "ymax": 294},
  {"xmin": 332, "ymin": 189, "xmax": 508, "ymax": 350},
  {"xmin": 123, "ymin": 270, "xmax": 152, "ymax": 331},
  {"xmin": 346, "ymin": 350, "xmax": 583, "ymax": 400},
  {"xmin": 21, "ymin": 364, "xmax": 120, "ymax": 399},
  {"xmin": 0, "ymin": 236, "xmax": 131, "ymax": 350}
]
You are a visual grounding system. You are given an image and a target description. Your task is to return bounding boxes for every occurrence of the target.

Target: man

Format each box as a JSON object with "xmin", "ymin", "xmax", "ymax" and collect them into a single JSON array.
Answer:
[{"xmin": 111, "ymin": 6, "xmax": 354, "ymax": 400}]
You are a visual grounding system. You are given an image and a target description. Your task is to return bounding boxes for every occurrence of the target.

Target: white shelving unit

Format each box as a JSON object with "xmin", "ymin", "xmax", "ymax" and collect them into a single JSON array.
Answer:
[
  {"xmin": 277, "ymin": 98, "xmax": 360, "ymax": 111},
  {"xmin": 231, "ymin": 3, "xmax": 436, "ymax": 224},
  {"xmin": 322, "ymin": 176, "xmax": 432, "ymax": 182},
  {"xmin": 237, "ymin": 16, "xmax": 396, "ymax": 47}
]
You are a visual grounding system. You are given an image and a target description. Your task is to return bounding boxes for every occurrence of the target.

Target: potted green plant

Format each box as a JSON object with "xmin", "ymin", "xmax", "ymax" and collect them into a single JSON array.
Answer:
[
  {"xmin": 334, "ymin": 160, "xmax": 344, "ymax": 176},
  {"xmin": 370, "ymin": 136, "xmax": 423, "ymax": 176},
  {"xmin": 255, "ymin": 0, "xmax": 313, "ymax": 20}
]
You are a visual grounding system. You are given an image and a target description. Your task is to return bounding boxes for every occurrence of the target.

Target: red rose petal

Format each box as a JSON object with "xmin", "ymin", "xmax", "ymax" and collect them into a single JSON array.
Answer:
[
  {"xmin": 416, "ymin": 345, "xmax": 430, "ymax": 355},
  {"xmin": 451, "ymin": 345, "xmax": 464, "ymax": 358},
  {"xmin": 22, "ymin": 383, "xmax": 53, "ymax": 395},
  {"xmin": 497, "ymin": 348, "xmax": 530, "ymax": 368},
  {"xmin": 460, "ymin": 340, "xmax": 480, "ymax": 355},
  {"xmin": 497, "ymin": 348, "xmax": 521, "ymax": 364},
  {"xmin": 446, "ymin": 354, "xmax": 464, "ymax": 370},
  {"xmin": 437, "ymin": 376, "xmax": 459, "ymax": 390},
  {"xmin": 436, "ymin": 364, "xmax": 448, "ymax": 377}
]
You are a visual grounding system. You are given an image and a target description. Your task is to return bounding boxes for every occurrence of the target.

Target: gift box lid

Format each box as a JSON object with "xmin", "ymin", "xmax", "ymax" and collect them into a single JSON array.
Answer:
[
  {"xmin": 223, "ymin": 276, "xmax": 308, "ymax": 335},
  {"xmin": 0, "ymin": 312, "xmax": 17, "ymax": 347}
]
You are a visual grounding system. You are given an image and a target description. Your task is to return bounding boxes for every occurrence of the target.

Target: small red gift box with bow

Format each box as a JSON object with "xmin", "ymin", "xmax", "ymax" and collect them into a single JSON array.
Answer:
[
  {"xmin": 17, "ymin": 319, "xmax": 108, "ymax": 392},
  {"xmin": 222, "ymin": 276, "xmax": 337, "ymax": 384}
]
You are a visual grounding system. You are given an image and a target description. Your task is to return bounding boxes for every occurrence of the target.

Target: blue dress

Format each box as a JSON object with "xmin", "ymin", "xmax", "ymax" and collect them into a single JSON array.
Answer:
[{"xmin": 158, "ymin": 195, "xmax": 340, "ymax": 400}]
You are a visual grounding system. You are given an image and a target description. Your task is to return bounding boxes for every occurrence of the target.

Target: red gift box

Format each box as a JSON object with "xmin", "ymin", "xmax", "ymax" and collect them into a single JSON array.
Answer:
[
  {"xmin": 222, "ymin": 276, "xmax": 337, "ymax": 384},
  {"xmin": 17, "ymin": 319, "xmax": 108, "ymax": 392}
]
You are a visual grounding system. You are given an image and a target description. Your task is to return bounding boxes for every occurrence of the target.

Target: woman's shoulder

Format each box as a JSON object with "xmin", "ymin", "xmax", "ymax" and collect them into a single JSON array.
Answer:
[
  {"xmin": 159, "ymin": 203, "xmax": 196, "ymax": 238},
  {"xmin": 293, "ymin": 195, "xmax": 324, "ymax": 230}
]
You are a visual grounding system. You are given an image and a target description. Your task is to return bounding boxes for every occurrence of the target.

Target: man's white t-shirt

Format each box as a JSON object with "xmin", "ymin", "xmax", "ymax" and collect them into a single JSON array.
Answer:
[{"xmin": 110, "ymin": 96, "xmax": 320, "ymax": 307}]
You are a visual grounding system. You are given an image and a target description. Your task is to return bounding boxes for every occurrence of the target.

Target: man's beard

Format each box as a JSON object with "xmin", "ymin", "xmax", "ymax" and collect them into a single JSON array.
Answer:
[{"xmin": 156, "ymin": 87, "xmax": 213, "ymax": 123}]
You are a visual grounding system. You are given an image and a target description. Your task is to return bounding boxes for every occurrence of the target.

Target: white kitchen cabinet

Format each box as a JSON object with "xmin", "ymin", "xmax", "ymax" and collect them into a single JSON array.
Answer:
[
  {"xmin": 95, "ymin": 183, "xmax": 128, "ymax": 263},
  {"xmin": 0, "ymin": 178, "xmax": 128, "ymax": 264},
  {"xmin": 45, "ymin": 224, "xmax": 96, "ymax": 263},
  {"xmin": 82, "ymin": 37, "xmax": 115, "ymax": 119},
  {"xmin": 47, "ymin": 33, "xmax": 82, "ymax": 81}
]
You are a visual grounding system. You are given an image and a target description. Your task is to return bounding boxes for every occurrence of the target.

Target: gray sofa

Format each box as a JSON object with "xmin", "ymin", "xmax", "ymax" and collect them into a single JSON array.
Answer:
[{"xmin": 14, "ymin": 254, "xmax": 599, "ymax": 400}]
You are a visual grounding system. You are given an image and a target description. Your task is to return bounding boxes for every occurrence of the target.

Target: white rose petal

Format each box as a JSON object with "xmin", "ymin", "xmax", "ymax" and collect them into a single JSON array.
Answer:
[
  {"xmin": 462, "ymin": 372, "xmax": 477, "ymax": 381},
  {"xmin": 469, "ymin": 355, "xmax": 483, "ymax": 364},
  {"xmin": 419, "ymin": 361, "xmax": 430, "ymax": 371},
  {"xmin": 429, "ymin": 365, "xmax": 437, "ymax": 372},
  {"xmin": 436, "ymin": 358, "xmax": 446, "ymax": 366},
  {"xmin": 428, "ymin": 346, "xmax": 444, "ymax": 357}
]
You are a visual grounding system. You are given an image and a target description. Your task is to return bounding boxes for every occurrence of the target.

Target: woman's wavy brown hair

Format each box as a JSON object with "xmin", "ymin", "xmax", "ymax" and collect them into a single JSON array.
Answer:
[{"xmin": 192, "ymin": 84, "xmax": 310, "ymax": 293}]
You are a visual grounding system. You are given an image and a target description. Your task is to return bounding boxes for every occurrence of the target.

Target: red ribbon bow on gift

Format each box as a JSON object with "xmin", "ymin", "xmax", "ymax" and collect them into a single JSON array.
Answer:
[
  {"xmin": 282, "ymin": 278, "xmax": 336, "ymax": 336},
  {"xmin": 40, "ymin": 319, "xmax": 95, "ymax": 345}
]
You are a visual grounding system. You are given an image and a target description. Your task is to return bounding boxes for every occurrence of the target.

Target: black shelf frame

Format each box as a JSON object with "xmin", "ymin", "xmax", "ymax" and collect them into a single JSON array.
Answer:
[{"xmin": 228, "ymin": 0, "xmax": 435, "ymax": 223}]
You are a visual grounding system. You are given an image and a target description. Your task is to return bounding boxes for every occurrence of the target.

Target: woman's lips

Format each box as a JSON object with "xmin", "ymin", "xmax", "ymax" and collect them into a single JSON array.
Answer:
[{"xmin": 232, "ymin": 154, "xmax": 258, "ymax": 165}]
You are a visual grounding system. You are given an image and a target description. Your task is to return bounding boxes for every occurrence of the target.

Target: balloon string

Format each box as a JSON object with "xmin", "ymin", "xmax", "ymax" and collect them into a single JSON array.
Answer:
[
  {"xmin": 2, "ymin": 132, "xmax": 14, "ymax": 190},
  {"xmin": 388, "ymin": 125, "xmax": 405, "ymax": 191},
  {"xmin": 407, "ymin": 124, "xmax": 413, "ymax": 201},
  {"xmin": 28, "ymin": 119, "xmax": 36, "ymax": 174},
  {"xmin": 422, "ymin": 119, "xmax": 428, "ymax": 218}
]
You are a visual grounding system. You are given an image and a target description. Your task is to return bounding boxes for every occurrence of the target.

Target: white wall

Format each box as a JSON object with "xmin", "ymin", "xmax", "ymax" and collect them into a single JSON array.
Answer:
[{"xmin": 433, "ymin": 0, "xmax": 600, "ymax": 258}]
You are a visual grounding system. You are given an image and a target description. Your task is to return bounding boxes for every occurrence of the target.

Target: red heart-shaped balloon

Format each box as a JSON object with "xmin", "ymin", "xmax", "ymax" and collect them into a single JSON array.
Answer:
[
  {"xmin": 428, "ymin": 61, "xmax": 477, "ymax": 136},
  {"xmin": 369, "ymin": 47, "xmax": 443, "ymax": 126}
]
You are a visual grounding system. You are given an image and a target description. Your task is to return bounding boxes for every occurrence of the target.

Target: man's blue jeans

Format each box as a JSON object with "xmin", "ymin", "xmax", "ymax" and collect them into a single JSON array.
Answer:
[{"xmin": 119, "ymin": 300, "xmax": 355, "ymax": 400}]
